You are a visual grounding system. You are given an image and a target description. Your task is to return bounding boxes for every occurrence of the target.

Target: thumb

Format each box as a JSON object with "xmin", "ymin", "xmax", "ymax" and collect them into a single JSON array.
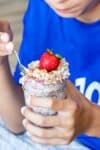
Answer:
[{"xmin": 66, "ymin": 80, "xmax": 85, "ymax": 102}]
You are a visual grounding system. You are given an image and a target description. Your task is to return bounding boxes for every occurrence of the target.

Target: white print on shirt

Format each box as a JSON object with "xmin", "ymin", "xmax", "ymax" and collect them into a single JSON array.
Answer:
[{"xmin": 75, "ymin": 77, "xmax": 100, "ymax": 105}]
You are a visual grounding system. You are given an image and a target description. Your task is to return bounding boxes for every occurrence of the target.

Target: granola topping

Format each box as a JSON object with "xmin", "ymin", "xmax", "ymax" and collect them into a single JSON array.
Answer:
[{"xmin": 20, "ymin": 58, "xmax": 70, "ymax": 85}]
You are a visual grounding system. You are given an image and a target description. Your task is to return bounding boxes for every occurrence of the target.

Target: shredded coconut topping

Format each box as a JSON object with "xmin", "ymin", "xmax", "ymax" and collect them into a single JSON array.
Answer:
[{"xmin": 20, "ymin": 58, "xmax": 70, "ymax": 84}]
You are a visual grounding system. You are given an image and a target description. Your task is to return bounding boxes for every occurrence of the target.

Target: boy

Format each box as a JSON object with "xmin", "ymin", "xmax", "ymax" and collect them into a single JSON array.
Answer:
[{"xmin": 0, "ymin": 0, "xmax": 100, "ymax": 149}]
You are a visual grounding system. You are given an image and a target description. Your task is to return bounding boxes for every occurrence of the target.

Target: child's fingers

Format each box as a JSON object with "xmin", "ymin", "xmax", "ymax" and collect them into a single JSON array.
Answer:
[
  {"xmin": 0, "ymin": 42, "xmax": 14, "ymax": 54},
  {"xmin": 0, "ymin": 32, "xmax": 9, "ymax": 43}
]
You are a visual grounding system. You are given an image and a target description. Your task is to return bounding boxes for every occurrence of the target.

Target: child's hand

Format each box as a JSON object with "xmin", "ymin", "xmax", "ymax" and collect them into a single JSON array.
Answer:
[
  {"xmin": 21, "ymin": 80, "xmax": 93, "ymax": 146},
  {"xmin": 0, "ymin": 21, "xmax": 14, "ymax": 65}
]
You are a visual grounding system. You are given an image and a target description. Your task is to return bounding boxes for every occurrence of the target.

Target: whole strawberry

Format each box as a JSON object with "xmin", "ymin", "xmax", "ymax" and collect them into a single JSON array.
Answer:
[{"xmin": 39, "ymin": 50, "xmax": 61, "ymax": 72}]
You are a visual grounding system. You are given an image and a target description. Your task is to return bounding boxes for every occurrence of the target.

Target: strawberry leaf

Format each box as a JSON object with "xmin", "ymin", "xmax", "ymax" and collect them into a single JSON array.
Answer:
[
  {"xmin": 55, "ymin": 54, "xmax": 62, "ymax": 59},
  {"xmin": 47, "ymin": 49, "xmax": 53, "ymax": 54}
]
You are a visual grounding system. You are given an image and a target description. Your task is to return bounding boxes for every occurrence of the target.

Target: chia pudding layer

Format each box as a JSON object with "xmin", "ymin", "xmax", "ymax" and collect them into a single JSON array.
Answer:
[{"xmin": 20, "ymin": 58, "xmax": 70, "ymax": 115}]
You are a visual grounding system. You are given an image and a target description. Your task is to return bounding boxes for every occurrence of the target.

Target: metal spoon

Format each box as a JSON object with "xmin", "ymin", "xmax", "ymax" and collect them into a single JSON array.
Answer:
[{"xmin": 13, "ymin": 50, "xmax": 28, "ymax": 75}]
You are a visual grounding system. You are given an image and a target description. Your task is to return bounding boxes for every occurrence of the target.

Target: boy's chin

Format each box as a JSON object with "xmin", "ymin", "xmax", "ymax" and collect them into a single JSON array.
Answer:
[{"xmin": 54, "ymin": 10, "xmax": 80, "ymax": 18}]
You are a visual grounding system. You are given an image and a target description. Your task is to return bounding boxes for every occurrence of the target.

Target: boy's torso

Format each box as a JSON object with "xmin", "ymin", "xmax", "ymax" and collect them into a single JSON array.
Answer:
[{"xmin": 14, "ymin": 1, "xmax": 100, "ymax": 149}]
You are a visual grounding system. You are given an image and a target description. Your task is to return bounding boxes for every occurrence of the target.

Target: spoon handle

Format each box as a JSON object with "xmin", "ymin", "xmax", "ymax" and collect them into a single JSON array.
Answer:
[{"xmin": 13, "ymin": 50, "xmax": 28, "ymax": 75}]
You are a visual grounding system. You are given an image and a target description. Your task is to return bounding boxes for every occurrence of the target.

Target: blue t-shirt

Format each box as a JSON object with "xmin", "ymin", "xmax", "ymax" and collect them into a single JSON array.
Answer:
[{"xmin": 14, "ymin": 0, "xmax": 100, "ymax": 149}]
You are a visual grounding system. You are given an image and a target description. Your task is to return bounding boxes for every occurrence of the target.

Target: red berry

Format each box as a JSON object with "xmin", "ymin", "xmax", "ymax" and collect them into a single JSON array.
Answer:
[{"xmin": 39, "ymin": 50, "xmax": 61, "ymax": 72}]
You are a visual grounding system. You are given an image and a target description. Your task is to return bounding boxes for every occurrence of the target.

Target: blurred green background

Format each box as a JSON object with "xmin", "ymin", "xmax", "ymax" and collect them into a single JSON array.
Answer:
[{"xmin": 0, "ymin": 0, "xmax": 27, "ymax": 71}]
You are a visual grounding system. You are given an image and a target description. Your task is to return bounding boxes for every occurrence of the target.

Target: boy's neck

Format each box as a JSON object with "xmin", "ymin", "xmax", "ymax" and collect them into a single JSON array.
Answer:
[{"xmin": 77, "ymin": 3, "xmax": 100, "ymax": 23}]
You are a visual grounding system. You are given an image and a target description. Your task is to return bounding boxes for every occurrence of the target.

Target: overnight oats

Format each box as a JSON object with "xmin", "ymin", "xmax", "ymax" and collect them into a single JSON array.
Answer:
[{"xmin": 20, "ymin": 50, "xmax": 70, "ymax": 115}]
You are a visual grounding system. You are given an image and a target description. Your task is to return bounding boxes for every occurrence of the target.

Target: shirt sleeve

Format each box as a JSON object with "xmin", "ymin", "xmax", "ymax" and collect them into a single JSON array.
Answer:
[{"xmin": 13, "ymin": 0, "xmax": 50, "ymax": 84}]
